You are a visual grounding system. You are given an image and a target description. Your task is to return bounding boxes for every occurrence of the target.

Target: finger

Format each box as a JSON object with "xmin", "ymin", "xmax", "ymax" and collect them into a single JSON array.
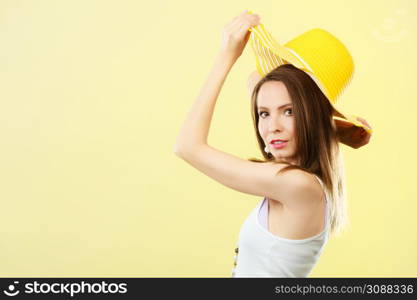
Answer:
[
  {"xmin": 225, "ymin": 11, "xmax": 249, "ymax": 29},
  {"xmin": 252, "ymin": 17, "xmax": 261, "ymax": 26},
  {"xmin": 229, "ymin": 23, "xmax": 250, "ymax": 43},
  {"xmin": 244, "ymin": 13, "xmax": 261, "ymax": 26},
  {"xmin": 243, "ymin": 12, "xmax": 260, "ymax": 20},
  {"xmin": 229, "ymin": 19, "xmax": 251, "ymax": 37},
  {"xmin": 356, "ymin": 117, "xmax": 372, "ymax": 129},
  {"xmin": 226, "ymin": 14, "xmax": 259, "ymax": 41},
  {"xmin": 236, "ymin": 10, "xmax": 260, "ymax": 23},
  {"xmin": 356, "ymin": 117, "xmax": 368, "ymax": 127},
  {"xmin": 232, "ymin": 12, "xmax": 243, "ymax": 20},
  {"xmin": 229, "ymin": 10, "xmax": 248, "ymax": 24},
  {"xmin": 364, "ymin": 121, "xmax": 372, "ymax": 130},
  {"xmin": 225, "ymin": 20, "xmax": 245, "ymax": 39},
  {"xmin": 243, "ymin": 9, "xmax": 260, "ymax": 19}
]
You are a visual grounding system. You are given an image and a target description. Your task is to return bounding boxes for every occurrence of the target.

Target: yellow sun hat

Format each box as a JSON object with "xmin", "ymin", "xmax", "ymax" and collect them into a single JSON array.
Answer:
[{"xmin": 247, "ymin": 12, "xmax": 372, "ymax": 134}]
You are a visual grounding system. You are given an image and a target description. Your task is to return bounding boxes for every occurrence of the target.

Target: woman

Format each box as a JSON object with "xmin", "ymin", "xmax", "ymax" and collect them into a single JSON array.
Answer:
[{"xmin": 174, "ymin": 11, "xmax": 372, "ymax": 277}]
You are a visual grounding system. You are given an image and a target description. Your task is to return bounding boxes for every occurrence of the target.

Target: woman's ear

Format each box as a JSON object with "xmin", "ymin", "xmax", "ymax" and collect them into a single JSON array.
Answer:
[{"xmin": 247, "ymin": 71, "xmax": 262, "ymax": 98}]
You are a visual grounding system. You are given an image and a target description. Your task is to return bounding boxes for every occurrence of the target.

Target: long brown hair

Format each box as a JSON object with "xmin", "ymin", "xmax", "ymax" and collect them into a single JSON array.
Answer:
[{"xmin": 248, "ymin": 64, "xmax": 348, "ymax": 237}]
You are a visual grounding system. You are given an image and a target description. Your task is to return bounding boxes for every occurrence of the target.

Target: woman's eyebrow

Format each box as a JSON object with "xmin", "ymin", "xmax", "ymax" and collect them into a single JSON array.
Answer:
[{"xmin": 257, "ymin": 103, "xmax": 292, "ymax": 111}]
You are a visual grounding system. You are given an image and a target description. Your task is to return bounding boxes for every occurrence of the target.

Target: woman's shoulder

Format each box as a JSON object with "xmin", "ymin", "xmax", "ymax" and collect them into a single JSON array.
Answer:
[
  {"xmin": 265, "ymin": 164, "xmax": 323, "ymax": 207},
  {"xmin": 282, "ymin": 169, "xmax": 321, "ymax": 191},
  {"xmin": 262, "ymin": 161, "xmax": 321, "ymax": 185}
]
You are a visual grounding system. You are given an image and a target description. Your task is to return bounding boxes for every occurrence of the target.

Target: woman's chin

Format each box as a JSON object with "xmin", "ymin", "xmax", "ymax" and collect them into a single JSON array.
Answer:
[{"xmin": 271, "ymin": 153, "xmax": 297, "ymax": 164}]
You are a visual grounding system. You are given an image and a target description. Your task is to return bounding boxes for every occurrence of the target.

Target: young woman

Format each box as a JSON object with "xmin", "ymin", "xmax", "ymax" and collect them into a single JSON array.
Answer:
[{"xmin": 174, "ymin": 11, "xmax": 372, "ymax": 277}]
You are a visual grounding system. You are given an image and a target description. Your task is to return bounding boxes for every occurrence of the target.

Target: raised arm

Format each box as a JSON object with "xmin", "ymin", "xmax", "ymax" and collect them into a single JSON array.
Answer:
[
  {"xmin": 174, "ymin": 11, "xmax": 260, "ymax": 155},
  {"xmin": 173, "ymin": 51, "xmax": 235, "ymax": 155},
  {"xmin": 173, "ymin": 11, "xmax": 322, "ymax": 209}
]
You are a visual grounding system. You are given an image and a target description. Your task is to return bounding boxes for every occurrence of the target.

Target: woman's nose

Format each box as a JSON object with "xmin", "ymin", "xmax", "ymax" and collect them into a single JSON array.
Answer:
[{"xmin": 269, "ymin": 117, "xmax": 283, "ymax": 132}]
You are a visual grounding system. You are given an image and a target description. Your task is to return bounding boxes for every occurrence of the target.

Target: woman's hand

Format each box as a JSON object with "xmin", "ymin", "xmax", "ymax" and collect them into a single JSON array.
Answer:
[
  {"xmin": 335, "ymin": 117, "xmax": 373, "ymax": 149},
  {"xmin": 220, "ymin": 10, "xmax": 261, "ymax": 62}
]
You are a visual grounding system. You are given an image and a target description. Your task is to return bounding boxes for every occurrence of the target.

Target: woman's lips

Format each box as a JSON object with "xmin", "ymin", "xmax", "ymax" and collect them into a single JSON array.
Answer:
[{"xmin": 270, "ymin": 141, "xmax": 288, "ymax": 149}]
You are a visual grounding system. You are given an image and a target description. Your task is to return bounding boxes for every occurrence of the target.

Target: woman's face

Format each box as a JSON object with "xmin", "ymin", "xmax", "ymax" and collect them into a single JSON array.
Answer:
[{"xmin": 257, "ymin": 81, "xmax": 297, "ymax": 164}]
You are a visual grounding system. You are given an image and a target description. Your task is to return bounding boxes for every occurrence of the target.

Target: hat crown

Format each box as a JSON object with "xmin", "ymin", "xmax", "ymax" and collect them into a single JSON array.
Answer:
[
  {"xmin": 249, "ymin": 21, "xmax": 371, "ymax": 133},
  {"xmin": 249, "ymin": 25, "xmax": 355, "ymax": 104},
  {"xmin": 283, "ymin": 29, "xmax": 354, "ymax": 103}
]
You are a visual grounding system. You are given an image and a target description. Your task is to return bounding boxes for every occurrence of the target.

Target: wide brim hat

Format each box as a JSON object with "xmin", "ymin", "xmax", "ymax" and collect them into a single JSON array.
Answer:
[{"xmin": 247, "ymin": 13, "xmax": 372, "ymax": 134}]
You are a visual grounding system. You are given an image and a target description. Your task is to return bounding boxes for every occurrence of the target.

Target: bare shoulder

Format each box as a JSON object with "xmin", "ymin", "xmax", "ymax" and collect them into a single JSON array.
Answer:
[
  {"xmin": 281, "ymin": 168, "xmax": 321, "ymax": 188},
  {"xmin": 269, "ymin": 166, "xmax": 324, "ymax": 208}
]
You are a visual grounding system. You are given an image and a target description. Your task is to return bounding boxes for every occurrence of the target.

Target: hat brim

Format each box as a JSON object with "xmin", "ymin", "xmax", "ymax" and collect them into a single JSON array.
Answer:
[
  {"xmin": 331, "ymin": 105, "xmax": 373, "ymax": 134},
  {"xmin": 248, "ymin": 22, "xmax": 372, "ymax": 134}
]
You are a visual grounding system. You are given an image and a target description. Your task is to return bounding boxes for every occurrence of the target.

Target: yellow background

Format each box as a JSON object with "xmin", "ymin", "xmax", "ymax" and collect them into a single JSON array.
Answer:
[{"xmin": 1, "ymin": 0, "xmax": 416, "ymax": 277}]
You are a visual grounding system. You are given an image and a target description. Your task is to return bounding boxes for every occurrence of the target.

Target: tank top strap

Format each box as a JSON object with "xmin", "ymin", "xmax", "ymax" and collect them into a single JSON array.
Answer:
[
  {"xmin": 312, "ymin": 174, "xmax": 325, "ymax": 199},
  {"xmin": 312, "ymin": 174, "xmax": 331, "ymax": 234},
  {"xmin": 313, "ymin": 174, "xmax": 323, "ymax": 187}
]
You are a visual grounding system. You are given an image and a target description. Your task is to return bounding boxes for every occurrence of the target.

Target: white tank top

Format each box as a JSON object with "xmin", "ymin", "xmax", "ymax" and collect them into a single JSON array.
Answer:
[{"xmin": 231, "ymin": 175, "xmax": 330, "ymax": 277}]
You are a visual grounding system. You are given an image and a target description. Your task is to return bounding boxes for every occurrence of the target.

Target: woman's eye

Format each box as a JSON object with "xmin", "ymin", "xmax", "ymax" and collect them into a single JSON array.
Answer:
[
  {"xmin": 259, "ymin": 111, "xmax": 268, "ymax": 118},
  {"xmin": 284, "ymin": 108, "xmax": 293, "ymax": 116}
]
